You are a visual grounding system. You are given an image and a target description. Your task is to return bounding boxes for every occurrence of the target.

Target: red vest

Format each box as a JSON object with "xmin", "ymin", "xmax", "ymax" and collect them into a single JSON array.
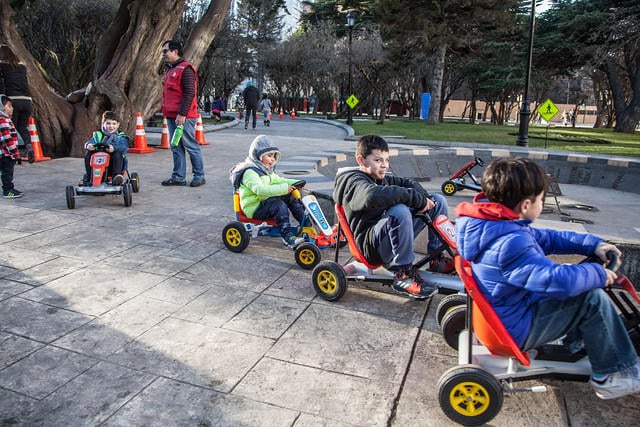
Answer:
[{"xmin": 162, "ymin": 60, "xmax": 198, "ymax": 119}]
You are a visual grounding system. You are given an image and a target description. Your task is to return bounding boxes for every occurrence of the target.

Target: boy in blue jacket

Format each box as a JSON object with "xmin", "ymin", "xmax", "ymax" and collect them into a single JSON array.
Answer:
[
  {"xmin": 455, "ymin": 157, "xmax": 639, "ymax": 400},
  {"xmin": 83, "ymin": 111, "xmax": 129, "ymax": 186}
]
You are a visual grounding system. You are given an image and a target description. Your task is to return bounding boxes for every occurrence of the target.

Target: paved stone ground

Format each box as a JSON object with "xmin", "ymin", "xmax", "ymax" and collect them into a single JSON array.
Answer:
[{"xmin": 1, "ymin": 118, "xmax": 639, "ymax": 426}]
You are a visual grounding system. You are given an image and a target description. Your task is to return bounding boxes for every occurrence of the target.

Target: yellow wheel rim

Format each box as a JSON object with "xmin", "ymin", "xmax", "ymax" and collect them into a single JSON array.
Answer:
[
  {"xmin": 225, "ymin": 229, "xmax": 242, "ymax": 247},
  {"xmin": 316, "ymin": 270, "xmax": 337, "ymax": 294},
  {"xmin": 443, "ymin": 182, "xmax": 456, "ymax": 195},
  {"xmin": 449, "ymin": 381, "xmax": 490, "ymax": 417},
  {"xmin": 298, "ymin": 248, "xmax": 316, "ymax": 266}
]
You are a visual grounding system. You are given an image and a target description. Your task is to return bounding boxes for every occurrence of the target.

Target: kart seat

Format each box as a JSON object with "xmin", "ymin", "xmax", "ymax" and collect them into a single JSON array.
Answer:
[
  {"xmin": 455, "ymin": 256, "xmax": 530, "ymax": 366},
  {"xmin": 335, "ymin": 204, "xmax": 381, "ymax": 270},
  {"xmin": 233, "ymin": 192, "xmax": 277, "ymax": 226}
]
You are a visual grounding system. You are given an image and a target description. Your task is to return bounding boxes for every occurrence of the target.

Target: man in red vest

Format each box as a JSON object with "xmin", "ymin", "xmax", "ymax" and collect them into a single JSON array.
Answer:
[{"xmin": 160, "ymin": 40, "xmax": 206, "ymax": 187}]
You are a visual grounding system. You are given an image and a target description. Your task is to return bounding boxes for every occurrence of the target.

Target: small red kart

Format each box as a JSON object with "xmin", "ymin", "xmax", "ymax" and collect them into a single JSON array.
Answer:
[
  {"xmin": 222, "ymin": 180, "xmax": 344, "ymax": 270},
  {"xmin": 310, "ymin": 203, "xmax": 464, "ymax": 302},
  {"xmin": 441, "ymin": 157, "xmax": 484, "ymax": 196},
  {"xmin": 65, "ymin": 143, "xmax": 140, "ymax": 209}
]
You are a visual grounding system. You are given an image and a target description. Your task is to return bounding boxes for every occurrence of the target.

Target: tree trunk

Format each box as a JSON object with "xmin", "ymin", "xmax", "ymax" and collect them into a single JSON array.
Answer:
[
  {"xmin": 1, "ymin": 0, "xmax": 231, "ymax": 158},
  {"xmin": 606, "ymin": 56, "xmax": 640, "ymax": 133},
  {"xmin": 426, "ymin": 45, "xmax": 446, "ymax": 125}
]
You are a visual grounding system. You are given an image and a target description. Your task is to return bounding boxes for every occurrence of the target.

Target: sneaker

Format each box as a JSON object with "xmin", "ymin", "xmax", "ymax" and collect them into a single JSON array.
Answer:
[
  {"xmin": 3, "ymin": 189, "xmax": 23, "ymax": 199},
  {"xmin": 590, "ymin": 362, "xmax": 640, "ymax": 400},
  {"xmin": 112, "ymin": 174, "xmax": 124, "ymax": 186},
  {"xmin": 190, "ymin": 177, "xmax": 206, "ymax": 187},
  {"xmin": 244, "ymin": 122, "xmax": 248, "ymax": 130},
  {"xmin": 429, "ymin": 255, "xmax": 455, "ymax": 274},
  {"xmin": 392, "ymin": 269, "xmax": 437, "ymax": 299},
  {"xmin": 161, "ymin": 178, "xmax": 187, "ymax": 186},
  {"xmin": 282, "ymin": 234, "xmax": 305, "ymax": 249}
]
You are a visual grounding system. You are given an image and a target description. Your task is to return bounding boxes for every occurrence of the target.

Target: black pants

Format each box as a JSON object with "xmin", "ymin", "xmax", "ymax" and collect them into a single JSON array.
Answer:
[
  {"xmin": 245, "ymin": 104, "xmax": 257, "ymax": 128},
  {"xmin": 253, "ymin": 195, "xmax": 306, "ymax": 237},
  {"xmin": 0, "ymin": 156, "xmax": 16, "ymax": 192},
  {"xmin": 11, "ymin": 98, "xmax": 32, "ymax": 149},
  {"xmin": 84, "ymin": 151, "xmax": 125, "ymax": 181}
]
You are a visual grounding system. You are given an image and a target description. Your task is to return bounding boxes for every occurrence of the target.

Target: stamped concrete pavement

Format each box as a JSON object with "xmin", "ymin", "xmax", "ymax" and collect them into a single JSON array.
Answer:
[{"xmin": 1, "ymin": 118, "xmax": 639, "ymax": 426}]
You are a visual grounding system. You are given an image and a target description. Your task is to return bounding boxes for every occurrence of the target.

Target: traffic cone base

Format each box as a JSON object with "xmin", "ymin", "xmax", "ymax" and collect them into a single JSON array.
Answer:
[
  {"xmin": 27, "ymin": 117, "xmax": 51, "ymax": 162},
  {"xmin": 158, "ymin": 118, "xmax": 170, "ymax": 149},
  {"xmin": 130, "ymin": 112, "xmax": 154, "ymax": 153},
  {"xmin": 278, "ymin": 108, "xmax": 284, "ymax": 120}
]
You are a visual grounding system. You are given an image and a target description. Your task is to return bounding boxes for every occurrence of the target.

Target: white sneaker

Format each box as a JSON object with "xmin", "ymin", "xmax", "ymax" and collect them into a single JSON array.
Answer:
[
  {"xmin": 282, "ymin": 234, "xmax": 304, "ymax": 249},
  {"xmin": 590, "ymin": 361, "xmax": 640, "ymax": 399}
]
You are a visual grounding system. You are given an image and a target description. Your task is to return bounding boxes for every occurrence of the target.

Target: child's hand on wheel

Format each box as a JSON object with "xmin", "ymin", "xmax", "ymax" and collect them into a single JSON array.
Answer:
[
  {"xmin": 604, "ymin": 268, "xmax": 618, "ymax": 287},
  {"xmin": 595, "ymin": 242, "xmax": 622, "ymax": 263}
]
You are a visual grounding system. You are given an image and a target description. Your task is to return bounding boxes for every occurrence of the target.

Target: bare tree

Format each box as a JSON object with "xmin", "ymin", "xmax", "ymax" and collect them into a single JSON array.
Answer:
[{"xmin": 0, "ymin": 0, "xmax": 231, "ymax": 157}]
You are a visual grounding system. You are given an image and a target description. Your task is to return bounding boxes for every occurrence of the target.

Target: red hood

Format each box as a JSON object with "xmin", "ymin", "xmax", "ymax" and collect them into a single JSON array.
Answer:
[{"xmin": 455, "ymin": 192, "xmax": 520, "ymax": 221}]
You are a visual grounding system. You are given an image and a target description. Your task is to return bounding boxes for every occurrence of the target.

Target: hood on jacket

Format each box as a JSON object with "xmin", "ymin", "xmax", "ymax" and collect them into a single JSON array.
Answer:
[{"xmin": 229, "ymin": 135, "xmax": 280, "ymax": 188}]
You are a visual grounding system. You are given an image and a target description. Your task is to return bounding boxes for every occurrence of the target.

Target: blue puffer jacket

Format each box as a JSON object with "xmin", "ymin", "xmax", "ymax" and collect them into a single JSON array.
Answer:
[{"xmin": 455, "ymin": 193, "xmax": 607, "ymax": 347}]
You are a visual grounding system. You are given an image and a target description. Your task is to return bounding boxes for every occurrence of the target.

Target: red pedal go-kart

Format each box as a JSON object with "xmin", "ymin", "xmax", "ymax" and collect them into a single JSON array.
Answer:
[
  {"xmin": 441, "ymin": 157, "xmax": 484, "ymax": 196},
  {"xmin": 222, "ymin": 180, "xmax": 345, "ymax": 270},
  {"xmin": 310, "ymin": 203, "xmax": 464, "ymax": 302},
  {"xmin": 436, "ymin": 253, "xmax": 640, "ymax": 426},
  {"xmin": 65, "ymin": 143, "xmax": 140, "ymax": 209}
]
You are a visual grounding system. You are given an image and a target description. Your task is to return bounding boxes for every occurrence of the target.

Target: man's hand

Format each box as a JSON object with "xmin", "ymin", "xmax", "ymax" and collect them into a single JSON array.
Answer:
[{"xmin": 176, "ymin": 114, "xmax": 186, "ymax": 126}]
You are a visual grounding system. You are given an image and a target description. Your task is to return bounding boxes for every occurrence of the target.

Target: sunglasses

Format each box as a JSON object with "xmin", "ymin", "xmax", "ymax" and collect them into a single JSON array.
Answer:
[{"xmin": 162, "ymin": 48, "xmax": 173, "ymax": 54}]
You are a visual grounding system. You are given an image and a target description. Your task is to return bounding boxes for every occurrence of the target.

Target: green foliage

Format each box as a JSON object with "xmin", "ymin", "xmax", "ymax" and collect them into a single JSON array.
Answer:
[{"xmin": 351, "ymin": 119, "xmax": 640, "ymax": 158}]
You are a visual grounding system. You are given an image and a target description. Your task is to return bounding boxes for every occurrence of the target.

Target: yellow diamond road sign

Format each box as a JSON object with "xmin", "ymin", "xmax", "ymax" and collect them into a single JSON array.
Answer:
[
  {"xmin": 346, "ymin": 94, "xmax": 359, "ymax": 109},
  {"xmin": 537, "ymin": 98, "xmax": 559, "ymax": 122}
]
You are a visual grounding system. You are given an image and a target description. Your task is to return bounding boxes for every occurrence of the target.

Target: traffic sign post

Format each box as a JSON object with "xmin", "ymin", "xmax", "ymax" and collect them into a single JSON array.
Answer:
[{"xmin": 536, "ymin": 98, "xmax": 559, "ymax": 148}]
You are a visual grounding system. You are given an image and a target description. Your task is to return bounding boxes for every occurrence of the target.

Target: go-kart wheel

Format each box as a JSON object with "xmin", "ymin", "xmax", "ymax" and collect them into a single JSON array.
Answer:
[
  {"xmin": 295, "ymin": 242, "xmax": 321, "ymax": 270},
  {"xmin": 442, "ymin": 180, "xmax": 457, "ymax": 196},
  {"xmin": 441, "ymin": 304, "xmax": 467, "ymax": 350},
  {"xmin": 130, "ymin": 172, "xmax": 140, "ymax": 193},
  {"xmin": 312, "ymin": 261, "xmax": 347, "ymax": 301},
  {"xmin": 222, "ymin": 222, "xmax": 250, "ymax": 252},
  {"xmin": 65, "ymin": 185, "xmax": 75, "ymax": 209},
  {"xmin": 123, "ymin": 182, "xmax": 133, "ymax": 207},
  {"xmin": 438, "ymin": 365, "xmax": 503, "ymax": 426},
  {"xmin": 436, "ymin": 293, "xmax": 468, "ymax": 327}
]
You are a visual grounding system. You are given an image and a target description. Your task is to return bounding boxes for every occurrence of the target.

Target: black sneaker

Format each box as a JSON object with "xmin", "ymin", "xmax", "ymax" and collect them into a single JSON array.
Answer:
[
  {"xmin": 392, "ymin": 269, "xmax": 436, "ymax": 299},
  {"xmin": 27, "ymin": 150, "xmax": 35, "ymax": 164},
  {"xmin": 3, "ymin": 189, "xmax": 23, "ymax": 199},
  {"xmin": 282, "ymin": 234, "xmax": 305, "ymax": 249},
  {"xmin": 190, "ymin": 177, "xmax": 206, "ymax": 187},
  {"xmin": 244, "ymin": 122, "xmax": 248, "ymax": 130},
  {"xmin": 161, "ymin": 178, "xmax": 187, "ymax": 186}
]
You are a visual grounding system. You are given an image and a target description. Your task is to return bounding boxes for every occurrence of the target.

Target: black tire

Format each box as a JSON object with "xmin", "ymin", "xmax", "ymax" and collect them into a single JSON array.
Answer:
[
  {"xmin": 442, "ymin": 180, "xmax": 457, "ymax": 196},
  {"xmin": 295, "ymin": 242, "xmax": 321, "ymax": 270},
  {"xmin": 312, "ymin": 261, "xmax": 347, "ymax": 301},
  {"xmin": 65, "ymin": 185, "xmax": 75, "ymax": 209},
  {"xmin": 438, "ymin": 365, "xmax": 503, "ymax": 426},
  {"xmin": 123, "ymin": 182, "xmax": 133, "ymax": 207},
  {"xmin": 441, "ymin": 305, "xmax": 467, "ymax": 350},
  {"xmin": 436, "ymin": 293, "xmax": 468, "ymax": 327},
  {"xmin": 222, "ymin": 222, "xmax": 250, "ymax": 252},
  {"xmin": 130, "ymin": 172, "xmax": 140, "ymax": 193}
]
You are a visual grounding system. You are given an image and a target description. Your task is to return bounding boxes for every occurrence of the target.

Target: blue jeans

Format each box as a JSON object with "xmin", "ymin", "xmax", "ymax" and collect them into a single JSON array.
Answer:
[
  {"xmin": 522, "ymin": 288, "xmax": 638, "ymax": 374},
  {"xmin": 166, "ymin": 118, "xmax": 205, "ymax": 181},
  {"xmin": 372, "ymin": 193, "xmax": 449, "ymax": 269},
  {"xmin": 253, "ymin": 195, "xmax": 306, "ymax": 236}
]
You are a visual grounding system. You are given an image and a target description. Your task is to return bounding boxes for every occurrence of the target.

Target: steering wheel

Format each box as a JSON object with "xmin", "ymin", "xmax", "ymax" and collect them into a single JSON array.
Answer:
[
  {"xmin": 581, "ymin": 250, "xmax": 620, "ymax": 272},
  {"xmin": 292, "ymin": 180, "xmax": 306, "ymax": 188}
]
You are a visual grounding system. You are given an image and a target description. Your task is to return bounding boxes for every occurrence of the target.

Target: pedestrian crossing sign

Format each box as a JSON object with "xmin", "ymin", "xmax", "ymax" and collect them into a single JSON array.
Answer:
[
  {"xmin": 346, "ymin": 94, "xmax": 359, "ymax": 109},
  {"xmin": 537, "ymin": 98, "xmax": 559, "ymax": 122}
]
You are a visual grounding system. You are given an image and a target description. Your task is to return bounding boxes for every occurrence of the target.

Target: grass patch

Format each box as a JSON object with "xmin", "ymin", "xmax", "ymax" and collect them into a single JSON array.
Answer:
[{"xmin": 350, "ymin": 119, "xmax": 640, "ymax": 158}]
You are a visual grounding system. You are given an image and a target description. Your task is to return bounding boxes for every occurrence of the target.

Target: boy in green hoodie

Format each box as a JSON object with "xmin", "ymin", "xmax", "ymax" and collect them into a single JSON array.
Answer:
[{"xmin": 229, "ymin": 135, "xmax": 305, "ymax": 248}]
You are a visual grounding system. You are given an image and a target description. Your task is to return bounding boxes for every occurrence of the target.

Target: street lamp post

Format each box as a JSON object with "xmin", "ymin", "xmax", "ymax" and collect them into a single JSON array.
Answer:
[
  {"xmin": 346, "ymin": 11, "xmax": 355, "ymax": 126},
  {"xmin": 516, "ymin": 0, "xmax": 536, "ymax": 147}
]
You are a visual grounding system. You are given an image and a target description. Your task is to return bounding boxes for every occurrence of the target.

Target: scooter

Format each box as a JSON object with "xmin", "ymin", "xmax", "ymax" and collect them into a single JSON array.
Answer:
[{"xmin": 65, "ymin": 142, "xmax": 140, "ymax": 209}]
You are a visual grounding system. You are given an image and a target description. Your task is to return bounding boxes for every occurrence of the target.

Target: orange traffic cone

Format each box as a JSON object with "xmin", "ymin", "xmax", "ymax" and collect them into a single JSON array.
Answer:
[
  {"xmin": 129, "ymin": 112, "xmax": 154, "ymax": 153},
  {"xmin": 27, "ymin": 117, "xmax": 51, "ymax": 162},
  {"xmin": 290, "ymin": 107, "xmax": 296, "ymax": 120},
  {"xmin": 278, "ymin": 107, "xmax": 284, "ymax": 120},
  {"xmin": 195, "ymin": 114, "xmax": 209, "ymax": 145},
  {"xmin": 158, "ymin": 118, "xmax": 170, "ymax": 149}
]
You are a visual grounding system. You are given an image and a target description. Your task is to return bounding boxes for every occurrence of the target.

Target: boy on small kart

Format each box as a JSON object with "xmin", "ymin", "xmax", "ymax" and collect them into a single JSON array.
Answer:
[
  {"xmin": 332, "ymin": 135, "xmax": 452, "ymax": 299},
  {"xmin": 229, "ymin": 135, "xmax": 306, "ymax": 249},
  {"xmin": 82, "ymin": 111, "xmax": 129, "ymax": 186},
  {"xmin": 455, "ymin": 157, "xmax": 640, "ymax": 400}
]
